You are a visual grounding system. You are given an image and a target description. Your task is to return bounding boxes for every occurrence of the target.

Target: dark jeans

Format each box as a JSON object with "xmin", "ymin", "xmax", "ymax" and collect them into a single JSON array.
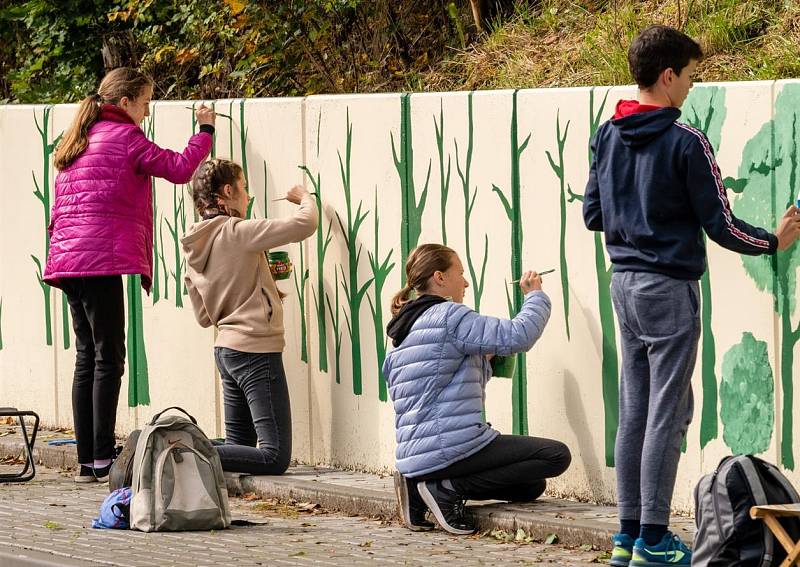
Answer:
[
  {"xmin": 62, "ymin": 276, "xmax": 126, "ymax": 464},
  {"xmin": 417, "ymin": 434, "xmax": 571, "ymax": 502},
  {"xmin": 214, "ymin": 348, "xmax": 292, "ymax": 475}
]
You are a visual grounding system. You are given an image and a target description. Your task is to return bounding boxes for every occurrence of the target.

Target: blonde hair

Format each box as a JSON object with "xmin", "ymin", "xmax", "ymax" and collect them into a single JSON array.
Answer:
[
  {"xmin": 390, "ymin": 244, "xmax": 456, "ymax": 315},
  {"xmin": 54, "ymin": 68, "xmax": 153, "ymax": 170}
]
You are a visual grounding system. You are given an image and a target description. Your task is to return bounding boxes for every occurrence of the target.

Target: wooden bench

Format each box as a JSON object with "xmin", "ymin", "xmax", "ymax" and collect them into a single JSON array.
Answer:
[{"xmin": 751, "ymin": 504, "xmax": 800, "ymax": 566}]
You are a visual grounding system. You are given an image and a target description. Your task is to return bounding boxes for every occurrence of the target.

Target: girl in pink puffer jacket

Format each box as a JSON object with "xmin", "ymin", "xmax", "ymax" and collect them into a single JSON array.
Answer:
[{"xmin": 43, "ymin": 67, "xmax": 214, "ymax": 483}]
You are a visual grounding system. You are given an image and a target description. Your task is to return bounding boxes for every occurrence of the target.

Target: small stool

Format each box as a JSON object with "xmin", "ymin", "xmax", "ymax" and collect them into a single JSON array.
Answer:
[
  {"xmin": 0, "ymin": 408, "xmax": 40, "ymax": 483},
  {"xmin": 751, "ymin": 504, "xmax": 800, "ymax": 566}
]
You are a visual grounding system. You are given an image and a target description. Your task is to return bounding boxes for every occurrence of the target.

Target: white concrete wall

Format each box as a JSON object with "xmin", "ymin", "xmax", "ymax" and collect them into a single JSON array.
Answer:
[{"xmin": 2, "ymin": 81, "xmax": 800, "ymax": 512}]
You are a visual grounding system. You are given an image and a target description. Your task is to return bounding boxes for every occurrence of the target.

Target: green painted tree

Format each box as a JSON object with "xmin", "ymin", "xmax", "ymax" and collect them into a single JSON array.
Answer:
[
  {"xmin": 145, "ymin": 108, "xmax": 163, "ymax": 304},
  {"xmin": 566, "ymin": 88, "xmax": 619, "ymax": 466},
  {"xmin": 293, "ymin": 242, "xmax": 310, "ymax": 363},
  {"xmin": 732, "ymin": 83, "xmax": 800, "ymax": 470},
  {"xmin": 165, "ymin": 185, "xmax": 187, "ymax": 308},
  {"xmin": 546, "ymin": 111, "xmax": 572, "ymax": 340},
  {"xmin": 367, "ymin": 188, "xmax": 395, "ymax": 402},
  {"xmin": 491, "ymin": 89, "xmax": 532, "ymax": 435},
  {"xmin": 455, "ymin": 92, "xmax": 489, "ymax": 311},
  {"xmin": 680, "ymin": 85, "xmax": 728, "ymax": 449},
  {"xmin": 392, "ymin": 93, "xmax": 430, "ymax": 281},
  {"xmin": 434, "ymin": 99, "xmax": 452, "ymax": 245},
  {"xmin": 720, "ymin": 332, "xmax": 774, "ymax": 455},
  {"xmin": 300, "ymin": 111, "xmax": 332, "ymax": 373},
  {"xmin": 127, "ymin": 275, "xmax": 150, "ymax": 407},
  {"xmin": 327, "ymin": 265, "xmax": 344, "ymax": 385},
  {"xmin": 31, "ymin": 106, "xmax": 62, "ymax": 346},
  {"xmin": 335, "ymin": 109, "xmax": 374, "ymax": 396}
]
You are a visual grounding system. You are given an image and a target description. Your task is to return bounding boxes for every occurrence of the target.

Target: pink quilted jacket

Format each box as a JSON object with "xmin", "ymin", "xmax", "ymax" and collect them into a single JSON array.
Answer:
[{"xmin": 44, "ymin": 105, "xmax": 212, "ymax": 292}]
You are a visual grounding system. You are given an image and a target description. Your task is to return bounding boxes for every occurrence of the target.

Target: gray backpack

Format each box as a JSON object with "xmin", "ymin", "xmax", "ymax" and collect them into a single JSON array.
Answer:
[
  {"xmin": 693, "ymin": 455, "xmax": 800, "ymax": 566},
  {"xmin": 130, "ymin": 407, "xmax": 231, "ymax": 532}
]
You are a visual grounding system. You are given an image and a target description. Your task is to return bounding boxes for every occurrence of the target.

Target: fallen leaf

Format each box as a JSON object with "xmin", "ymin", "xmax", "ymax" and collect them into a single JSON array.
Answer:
[
  {"xmin": 545, "ymin": 533, "xmax": 559, "ymax": 545},
  {"xmin": 43, "ymin": 521, "xmax": 63, "ymax": 530},
  {"xmin": 289, "ymin": 551, "xmax": 306, "ymax": 557},
  {"xmin": 358, "ymin": 540, "xmax": 373, "ymax": 548}
]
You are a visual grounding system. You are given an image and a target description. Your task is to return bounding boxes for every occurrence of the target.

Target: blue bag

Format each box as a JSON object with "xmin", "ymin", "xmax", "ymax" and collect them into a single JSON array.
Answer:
[{"xmin": 92, "ymin": 487, "xmax": 132, "ymax": 529}]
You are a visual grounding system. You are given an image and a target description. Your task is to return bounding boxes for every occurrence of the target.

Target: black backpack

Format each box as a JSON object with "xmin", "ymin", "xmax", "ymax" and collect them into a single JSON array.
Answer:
[{"xmin": 693, "ymin": 455, "xmax": 800, "ymax": 566}]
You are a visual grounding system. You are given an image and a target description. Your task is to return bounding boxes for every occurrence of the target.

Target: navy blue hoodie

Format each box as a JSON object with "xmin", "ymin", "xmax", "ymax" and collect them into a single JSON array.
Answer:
[{"xmin": 583, "ymin": 100, "xmax": 776, "ymax": 280}]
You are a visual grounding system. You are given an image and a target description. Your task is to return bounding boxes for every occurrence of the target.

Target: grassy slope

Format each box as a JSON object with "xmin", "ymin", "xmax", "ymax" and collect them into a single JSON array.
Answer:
[{"xmin": 418, "ymin": 0, "xmax": 800, "ymax": 91}]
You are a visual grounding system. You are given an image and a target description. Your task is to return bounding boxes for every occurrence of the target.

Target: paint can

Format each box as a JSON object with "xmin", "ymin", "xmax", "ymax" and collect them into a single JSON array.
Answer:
[
  {"xmin": 268, "ymin": 250, "xmax": 292, "ymax": 280},
  {"xmin": 490, "ymin": 355, "xmax": 516, "ymax": 378}
]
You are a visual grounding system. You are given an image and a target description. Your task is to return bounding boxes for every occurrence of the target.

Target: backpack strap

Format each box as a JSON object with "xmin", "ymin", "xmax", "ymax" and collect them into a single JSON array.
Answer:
[
  {"xmin": 148, "ymin": 407, "xmax": 197, "ymax": 425},
  {"xmin": 740, "ymin": 456, "xmax": 773, "ymax": 567}
]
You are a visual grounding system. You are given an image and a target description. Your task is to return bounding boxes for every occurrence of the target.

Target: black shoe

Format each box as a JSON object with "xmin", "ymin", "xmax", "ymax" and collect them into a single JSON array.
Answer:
[
  {"xmin": 93, "ymin": 463, "xmax": 111, "ymax": 483},
  {"xmin": 394, "ymin": 472, "xmax": 435, "ymax": 531},
  {"xmin": 417, "ymin": 480, "xmax": 476, "ymax": 535},
  {"xmin": 74, "ymin": 465, "xmax": 97, "ymax": 483}
]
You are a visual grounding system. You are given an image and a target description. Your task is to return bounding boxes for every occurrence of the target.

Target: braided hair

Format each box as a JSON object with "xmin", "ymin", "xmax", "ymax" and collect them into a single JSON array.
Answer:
[
  {"xmin": 390, "ymin": 244, "xmax": 457, "ymax": 315},
  {"xmin": 191, "ymin": 159, "xmax": 245, "ymax": 219}
]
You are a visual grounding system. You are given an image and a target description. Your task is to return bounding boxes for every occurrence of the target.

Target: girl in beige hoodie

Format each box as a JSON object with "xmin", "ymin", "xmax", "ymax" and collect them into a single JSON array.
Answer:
[{"xmin": 181, "ymin": 158, "xmax": 317, "ymax": 474}]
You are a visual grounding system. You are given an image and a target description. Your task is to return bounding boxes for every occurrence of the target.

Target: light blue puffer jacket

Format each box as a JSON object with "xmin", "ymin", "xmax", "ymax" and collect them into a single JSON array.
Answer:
[{"xmin": 382, "ymin": 291, "xmax": 551, "ymax": 477}]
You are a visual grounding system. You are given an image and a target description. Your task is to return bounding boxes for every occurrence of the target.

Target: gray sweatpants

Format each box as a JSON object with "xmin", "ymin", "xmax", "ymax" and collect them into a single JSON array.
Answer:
[{"xmin": 611, "ymin": 271, "xmax": 700, "ymax": 526}]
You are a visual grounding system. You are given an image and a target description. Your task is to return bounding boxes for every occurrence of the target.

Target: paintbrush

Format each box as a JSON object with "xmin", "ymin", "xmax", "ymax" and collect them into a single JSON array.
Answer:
[
  {"xmin": 183, "ymin": 106, "xmax": 233, "ymax": 120},
  {"xmin": 271, "ymin": 192, "xmax": 318, "ymax": 202},
  {"xmin": 508, "ymin": 269, "xmax": 555, "ymax": 284}
]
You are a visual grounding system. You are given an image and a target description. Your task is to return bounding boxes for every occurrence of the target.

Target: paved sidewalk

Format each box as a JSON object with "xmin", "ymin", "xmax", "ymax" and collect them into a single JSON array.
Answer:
[
  {"xmin": 0, "ymin": 425, "xmax": 695, "ymax": 552},
  {"xmin": 0, "ymin": 465, "xmax": 614, "ymax": 566}
]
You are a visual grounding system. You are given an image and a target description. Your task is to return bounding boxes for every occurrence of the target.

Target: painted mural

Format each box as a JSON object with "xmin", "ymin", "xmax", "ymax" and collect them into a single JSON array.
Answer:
[{"xmin": 2, "ymin": 81, "xmax": 800, "ymax": 512}]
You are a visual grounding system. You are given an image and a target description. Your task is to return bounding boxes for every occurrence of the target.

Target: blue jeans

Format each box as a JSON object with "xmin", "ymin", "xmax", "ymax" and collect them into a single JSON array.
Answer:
[
  {"xmin": 213, "ymin": 348, "xmax": 292, "ymax": 475},
  {"xmin": 611, "ymin": 271, "xmax": 700, "ymax": 526}
]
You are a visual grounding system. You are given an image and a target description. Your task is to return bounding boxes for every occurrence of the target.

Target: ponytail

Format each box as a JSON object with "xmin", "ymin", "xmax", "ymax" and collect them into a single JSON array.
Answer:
[
  {"xmin": 54, "ymin": 94, "xmax": 102, "ymax": 170},
  {"xmin": 390, "ymin": 283, "xmax": 415, "ymax": 316}
]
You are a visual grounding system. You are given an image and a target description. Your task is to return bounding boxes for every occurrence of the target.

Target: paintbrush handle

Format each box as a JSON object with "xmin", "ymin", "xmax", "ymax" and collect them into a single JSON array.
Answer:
[
  {"xmin": 508, "ymin": 269, "xmax": 555, "ymax": 284},
  {"xmin": 183, "ymin": 106, "xmax": 232, "ymax": 120}
]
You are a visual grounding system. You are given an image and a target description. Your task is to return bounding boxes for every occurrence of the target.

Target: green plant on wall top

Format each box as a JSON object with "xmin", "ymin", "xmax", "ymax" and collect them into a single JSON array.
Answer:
[
  {"xmin": 392, "ymin": 93, "xmax": 430, "ymax": 282},
  {"xmin": 720, "ymin": 332, "xmax": 774, "ymax": 455},
  {"xmin": 545, "ymin": 111, "xmax": 572, "ymax": 341},
  {"xmin": 31, "ymin": 106, "xmax": 63, "ymax": 347},
  {"xmin": 455, "ymin": 92, "xmax": 489, "ymax": 312},
  {"xmin": 732, "ymin": 83, "xmax": 800, "ymax": 470},
  {"xmin": 567, "ymin": 87, "xmax": 619, "ymax": 467},
  {"xmin": 491, "ymin": 90, "xmax": 531, "ymax": 435},
  {"xmin": 367, "ymin": 188, "xmax": 396, "ymax": 402},
  {"xmin": 336, "ymin": 108, "xmax": 374, "ymax": 396},
  {"xmin": 300, "ymin": 110, "xmax": 332, "ymax": 373},
  {"xmin": 681, "ymin": 85, "xmax": 728, "ymax": 450},
  {"xmin": 434, "ymin": 99, "xmax": 452, "ymax": 245}
]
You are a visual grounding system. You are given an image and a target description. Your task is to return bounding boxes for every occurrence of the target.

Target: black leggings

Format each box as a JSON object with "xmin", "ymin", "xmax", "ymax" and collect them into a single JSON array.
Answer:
[
  {"xmin": 416, "ymin": 434, "xmax": 571, "ymax": 502},
  {"xmin": 62, "ymin": 276, "xmax": 126, "ymax": 464}
]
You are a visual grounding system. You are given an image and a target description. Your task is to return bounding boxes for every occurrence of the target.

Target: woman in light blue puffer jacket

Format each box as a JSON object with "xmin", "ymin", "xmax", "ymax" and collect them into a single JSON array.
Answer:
[{"xmin": 383, "ymin": 244, "xmax": 571, "ymax": 535}]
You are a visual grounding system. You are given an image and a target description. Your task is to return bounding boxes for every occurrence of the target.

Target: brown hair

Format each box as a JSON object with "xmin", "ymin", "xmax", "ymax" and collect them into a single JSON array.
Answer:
[
  {"xmin": 390, "ymin": 244, "xmax": 457, "ymax": 315},
  {"xmin": 54, "ymin": 67, "xmax": 153, "ymax": 170},
  {"xmin": 191, "ymin": 159, "xmax": 245, "ymax": 219}
]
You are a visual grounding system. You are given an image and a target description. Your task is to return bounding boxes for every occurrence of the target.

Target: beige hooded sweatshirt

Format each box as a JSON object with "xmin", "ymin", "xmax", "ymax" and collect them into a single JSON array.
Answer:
[{"xmin": 180, "ymin": 194, "xmax": 318, "ymax": 353}]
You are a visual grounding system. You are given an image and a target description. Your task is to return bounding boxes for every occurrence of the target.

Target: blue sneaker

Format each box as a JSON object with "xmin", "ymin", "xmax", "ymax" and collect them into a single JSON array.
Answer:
[
  {"xmin": 609, "ymin": 533, "xmax": 635, "ymax": 566},
  {"xmin": 630, "ymin": 532, "xmax": 691, "ymax": 566}
]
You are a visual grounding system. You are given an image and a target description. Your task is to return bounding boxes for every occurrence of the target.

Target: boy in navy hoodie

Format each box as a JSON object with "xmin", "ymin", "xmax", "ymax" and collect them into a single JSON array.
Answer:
[{"xmin": 584, "ymin": 25, "xmax": 800, "ymax": 567}]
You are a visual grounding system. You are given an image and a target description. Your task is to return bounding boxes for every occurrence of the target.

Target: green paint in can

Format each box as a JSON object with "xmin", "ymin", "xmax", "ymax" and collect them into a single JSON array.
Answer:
[{"xmin": 268, "ymin": 250, "xmax": 292, "ymax": 280}]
